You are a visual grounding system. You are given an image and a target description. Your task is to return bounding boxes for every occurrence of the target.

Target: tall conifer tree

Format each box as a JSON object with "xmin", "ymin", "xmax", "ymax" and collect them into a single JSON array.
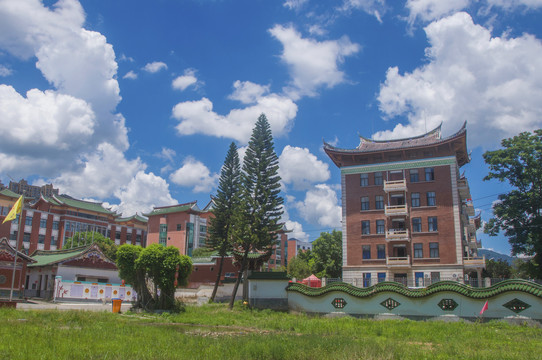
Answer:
[
  {"xmin": 229, "ymin": 114, "xmax": 284, "ymax": 309},
  {"xmin": 208, "ymin": 142, "xmax": 241, "ymax": 302}
]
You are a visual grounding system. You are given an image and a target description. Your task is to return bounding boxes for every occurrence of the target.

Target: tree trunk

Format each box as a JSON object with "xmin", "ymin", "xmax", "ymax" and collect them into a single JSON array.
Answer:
[
  {"xmin": 228, "ymin": 247, "xmax": 249, "ymax": 309},
  {"xmin": 210, "ymin": 255, "xmax": 225, "ymax": 302}
]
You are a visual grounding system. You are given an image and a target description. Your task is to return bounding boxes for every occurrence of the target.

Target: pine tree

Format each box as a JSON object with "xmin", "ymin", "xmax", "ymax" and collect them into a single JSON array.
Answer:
[
  {"xmin": 208, "ymin": 142, "xmax": 241, "ymax": 302},
  {"xmin": 229, "ymin": 114, "xmax": 284, "ymax": 309}
]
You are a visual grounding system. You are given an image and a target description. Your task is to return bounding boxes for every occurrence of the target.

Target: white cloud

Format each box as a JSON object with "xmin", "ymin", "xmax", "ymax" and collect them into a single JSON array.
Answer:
[
  {"xmin": 295, "ymin": 184, "xmax": 341, "ymax": 227},
  {"xmin": 172, "ymin": 82, "xmax": 297, "ymax": 143},
  {"xmin": 279, "ymin": 146, "xmax": 330, "ymax": 190},
  {"xmin": 376, "ymin": 12, "xmax": 542, "ymax": 148},
  {"xmin": 229, "ymin": 80, "xmax": 270, "ymax": 104},
  {"xmin": 406, "ymin": 0, "xmax": 469, "ymax": 23},
  {"xmin": 53, "ymin": 143, "xmax": 146, "ymax": 199},
  {"xmin": 157, "ymin": 147, "xmax": 176, "ymax": 163},
  {"xmin": 0, "ymin": 65, "xmax": 11, "ymax": 76},
  {"xmin": 340, "ymin": 0, "xmax": 386, "ymax": 22},
  {"xmin": 169, "ymin": 157, "xmax": 219, "ymax": 193},
  {"xmin": 112, "ymin": 171, "xmax": 177, "ymax": 216},
  {"xmin": 123, "ymin": 70, "xmax": 138, "ymax": 80},
  {"xmin": 280, "ymin": 204, "xmax": 309, "ymax": 242},
  {"xmin": 143, "ymin": 61, "xmax": 168, "ymax": 73},
  {"xmin": 172, "ymin": 69, "xmax": 199, "ymax": 91},
  {"xmin": 269, "ymin": 25, "xmax": 360, "ymax": 100},
  {"xmin": 283, "ymin": 0, "xmax": 308, "ymax": 10}
]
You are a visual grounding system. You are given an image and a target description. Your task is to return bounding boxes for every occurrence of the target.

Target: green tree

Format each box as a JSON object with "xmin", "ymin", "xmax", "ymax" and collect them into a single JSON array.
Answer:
[
  {"xmin": 483, "ymin": 130, "xmax": 542, "ymax": 278},
  {"xmin": 287, "ymin": 255, "xmax": 312, "ymax": 279},
  {"xmin": 229, "ymin": 114, "xmax": 284, "ymax": 309},
  {"xmin": 191, "ymin": 247, "xmax": 215, "ymax": 258},
  {"xmin": 208, "ymin": 142, "xmax": 241, "ymax": 302},
  {"xmin": 311, "ymin": 230, "xmax": 342, "ymax": 278},
  {"xmin": 64, "ymin": 231, "xmax": 118, "ymax": 261},
  {"xmin": 116, "ymin": 244, "xmax": 192, "ymax": 311},
  {"xmin": 482, "ymin": 259, "xmax": 512, "ymax": 279}
]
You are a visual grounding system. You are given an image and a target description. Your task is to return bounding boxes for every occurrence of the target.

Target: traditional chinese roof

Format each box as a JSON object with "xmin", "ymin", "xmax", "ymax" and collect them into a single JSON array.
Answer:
[
  {"xmin": 35, "ymin": 194, "xmax": 117, "ymax": 215},
  {"xmin": 143, "ymin": 201, "xmax": 200, "ymax": 217},
  {"xmin": 29, "ymin": 243, "xmax": 116, "ymax": 269},
  {"xmin": 0, "ymin": 188, "xmax": 22, "ymax": 199},
  {"xmin": 324, "ymin": 122, "xmax": 469, "ymax": 168},
  {"xmin": 0, "ymin": 238, "xmax": 36, "ymax": 263},
  {"xmin": 115, "ymin": 214, "xmax": 148, "ymax": 224}
]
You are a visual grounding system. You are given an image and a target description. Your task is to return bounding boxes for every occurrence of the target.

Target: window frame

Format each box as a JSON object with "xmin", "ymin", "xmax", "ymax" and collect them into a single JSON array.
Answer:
[
  {"xmin": 362, "ymin": 245, "xmax": 371, "ymax": 259},
  {"xmin": 377, "ymin": 244, "xmax": 386, "ymax": 259},
  {"xmin": 427, "ymin": 191, "xmax": 436, "ymax": 206},
  {"xmin": 360, "ymin": 173, "xmax": 369, "ymax": 187},
  {"xmin": 411, "ymin": 192, "xmax": 420, "ymax": 207},
  {"xmin": 425, "ymin": 167, "xmax": 435, "ymax": 181},
  {"xmin": 374, "ymin": 172, "xmax": 383, "ymax": 185},
  {"xmin": 410, "ymin": 169, "xmax": 419, "ymax": 183},
  {"xmin": 413, "ymin": 243, "xmax": 423, "ymax": 258},
  {"xmin": 412, "ymin": 217, "xmax": 422, "ymax": 233},
  {"xmin": 429, "ymin": 242, "xmax": 439, "ymax": 258},
  {"xmin": 375, "ymin": 195, "xmax": 384, "ymax": 210},
  {"xmin": 376, "ymin": 220, "xmax": 385, "ymax": 234},
  {"xmin": 361, "ymin": 220, "xmax": 370, "ymax": 235},
  {"xmin": 361, "ymin": 196, "xmax": 370, "ymax": 211},
  {"xmin": 428, "ymin": 216, "xmax": 438, "ymax": 232}
]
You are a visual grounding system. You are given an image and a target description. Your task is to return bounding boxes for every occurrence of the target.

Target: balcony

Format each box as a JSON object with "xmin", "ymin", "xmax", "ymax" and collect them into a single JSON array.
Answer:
[
  {"xmin": 463, "ymin": 202, "xmax": 475, "ymax": 217},
  {"xmin": 386, "ymin": 229, "xmax": 410, "ymax": 242},
  {"xmin": 384, "ymin": 179, "xmax": 407, "ymax": 192},
  {"xmin": 457, "ymin": 178, "xmax": 471, "ymax": 200},
  {"xmin": 385, "ymin": 204, "xmax": 408, "ymax": 216},
  {"xmin": 386, "ymin": 256, "xmax": 411, "ymax": 268},
  {"xmin": 463, "ymin": 256, "xmax": 485, "ymax": 268}
]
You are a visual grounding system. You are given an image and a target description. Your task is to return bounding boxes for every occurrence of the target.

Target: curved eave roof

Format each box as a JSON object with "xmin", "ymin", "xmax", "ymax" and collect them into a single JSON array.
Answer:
[
  {"xmin": 34, "ymin": 194, "xmax": 117, "ymax": 216},
  {"xmin": 143, "ymin": 202, "xmax": 199, "ymax": 217},
  {"xmin": 115, "ymin": 214, "xmax": 148, "ymax": 224},
  {"xmin": 324, "ymin": 122, "xmax": 469, "ymax": 167}
]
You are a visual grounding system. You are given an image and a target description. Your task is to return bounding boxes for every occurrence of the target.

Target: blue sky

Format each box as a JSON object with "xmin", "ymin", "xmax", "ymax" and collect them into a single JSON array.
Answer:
[{"xmin": 1, "ymin": 0, "xmax": 542, "ymax": 255}]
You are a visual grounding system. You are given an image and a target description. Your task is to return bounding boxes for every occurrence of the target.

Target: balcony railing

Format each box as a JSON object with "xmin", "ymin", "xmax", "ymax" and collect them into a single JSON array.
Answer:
[
  {"xmin": 385, "ymin": 204, "xmax": 408, "ymax": 216},
  {"xmin": 463, "ymin": 256, "xmax": 485, "ymax": 268},
  {"xmin": 465, "ymin": 203, "xmax": 475, "ymax": 217},
  {"xmin": 383, "ymin": 179, "xmax": 407, "ymax": 192},
  {"xmin": 386, "ymin": 229, "xmax": 409, "ymax": 242},
  {"xmin": 386, "ymin": 256, "xmax": 411, "ymax": 268},
  {"xmin": 457, "ymin": 178, "xmax": 471, "ymax": 200}
]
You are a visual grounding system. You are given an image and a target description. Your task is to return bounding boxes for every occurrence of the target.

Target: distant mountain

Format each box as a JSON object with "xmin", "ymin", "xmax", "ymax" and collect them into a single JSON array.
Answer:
[{"xmin": 478, "ymin": 249, "xmax": 515, "ymax": 265}]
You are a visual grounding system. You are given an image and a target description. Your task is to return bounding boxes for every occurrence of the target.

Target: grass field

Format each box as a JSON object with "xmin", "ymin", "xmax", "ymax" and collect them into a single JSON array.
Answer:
[{"xmin": 0, "ymin": 303, "xmax": 541, "ymax": 359}]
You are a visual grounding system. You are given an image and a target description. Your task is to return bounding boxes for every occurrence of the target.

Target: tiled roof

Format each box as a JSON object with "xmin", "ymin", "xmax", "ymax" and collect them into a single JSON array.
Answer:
[
  {"xmin": 52, "ymin": 195, "xmax": 116, "ymax": 215},
  {"xmin": 0, "ymin": 188, "xmax": 22, "ymax": 199},
  {"xmin": 115, "ymin": 214, "xmax": 148, "ymax": 223},
  {"xmin": 143, "ymin": 202, "xmax": 198, "ymax": 217},
  {"xmin": 286, "ymin": 279, "xmax": 542, "ymax": 299},
  {"xmin": 29, "ymin": 245, "xmax": 90, "ymax": 267},
  {"xmin": 0, "ymin": 238, "xmax": 36, "ymax": 263}
]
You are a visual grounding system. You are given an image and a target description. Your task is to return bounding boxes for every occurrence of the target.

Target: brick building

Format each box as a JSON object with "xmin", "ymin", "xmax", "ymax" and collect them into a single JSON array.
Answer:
[
  {"xmin": 0, "ymin": 189, "xmax": 147, "ymax": 254},
  {"xmin": 324, "ymin": 123, "xmax": 484, "ymax": 287},
  {"xmin": 144, "ymin": 201, "xmax": 214, "ymax": 256},
  {"xmin": 286, "ymin": 238, "xmax": 313, "ymax": 264},
  {"xmin": 8, "ymin": 179, "xmax": 59, "ymax": 199}
]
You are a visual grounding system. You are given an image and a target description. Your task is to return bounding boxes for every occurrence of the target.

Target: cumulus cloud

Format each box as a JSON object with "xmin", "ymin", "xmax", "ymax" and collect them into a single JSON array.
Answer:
[
  {"xmin": 269, "ymin": 25, "xmax": 360, "ymax": 100},
  {"xmin": 53, "ymin": 143, "xmax": 146, "ymax": 199},
  {"xmin": 169, "ymin": 157, "xmax": 219, "ymax": 193},
  {"xmin": 123, "ymin": 70, "xmax": 138, "ymax": 80},
  {"xmin": 112, "ymin": 171, "xmax": 177, "ymax": 216},
  {"xmin": 295, "ymin": 184, "xmax": 341, "ymax": 227},
  {"xmin": 0, "ymin": 65, "xmax": 11, "ymax": 76},
  {"xmin": 229, "ymin": 80, "xmax": 270, "ymax": 104},
  {"xmin": 157, "ymin": 147, "xmax": 176, "ymax": 163},
  {"xmin": 143, "ymin": 61, "xmax": 168, "ymax": 73},
  {"xmin": 406, "ymin": 0, "xmax": 469, "ymax": 23},
  {"xmin": 487, "ymin": 0, "xmax": 542, "ymax": 10},
  {"xmin": 172, "ymin": 69, "xmax": 199, "ymax": 91},
  {"xmin": 279, "ymin": 146, "xmax": 330, "ymax": 190},
  {"xmin": 281, "ymin": 203, "xmax": 309, "ymax": 242},
  {"xmin": 376, "ymin": 12, "xmax": 542, "ymax": 148},
  {"xmin": 172, "ymin": 81, "xmax": 297, "ymax": 143}
]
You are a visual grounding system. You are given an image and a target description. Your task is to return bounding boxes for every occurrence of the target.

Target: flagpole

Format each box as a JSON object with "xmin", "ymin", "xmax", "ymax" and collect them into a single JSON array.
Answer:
[{"xmin": 9, "ymin": 196, "xmax": 24, "ymax": 302}]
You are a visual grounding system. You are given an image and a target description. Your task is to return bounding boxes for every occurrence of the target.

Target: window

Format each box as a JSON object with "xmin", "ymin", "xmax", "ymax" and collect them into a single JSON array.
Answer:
[
  {"xmin": 23, "ymin": 232, "xmax": 30, "ymax": 243},
  {"xmin": 374, "ymin": 172, "xmax": 383, "ymax": 185},
  {"xmin": 361, "ymin": 221, "xmax": 370, "ymax": 235},
  {"xmin": 136, "ymin": 234, "xmax": 142, "ymax": 243},
  {"xmin": 38, "ymin": 235, "xmax": 45, "ymax": 244},
  {"xmin": 363, "ymin": 273, "xmax": 372, "ymax": 287},
  {"xmin": 413, "ymin": 243, "xmax": 423, "ymax": 258},
  {"xmin": 40, "ymin": 219, "xmax": 47, "ymax": 228},
  {"xmin": 52, "ymin": 221, "xmax": 59, "ymax": 230},
  {"xmin": 378, "ymin": 272, "xmax": 386, "ymax": 283},
  {"xmin": 410, "ymin": 169, "xmax": 419, "ymax": 183},
  {"xmin": 425, "ymin": 167, "xmax": 434, "ymax": 181},
  {"xmin": 428, "ymin": 217, "xmax": 438, "ymax": 232},
  {"xmin": 375, "ymin": 195, "xmax": 384, "ymax": 210},
  {"xmin": 176, "ymin": 224, "xmax": 182, "ymax": 231},
  {"xmin": 411, "ymin": 193, "xmax": 420, "ymax": 207},
  {"xmin": 377, "ymin": 244, "xmax": 386, "ymax": 259},
  {"xmin": 159, "ymin": 224, "xmax": 167, "ymax": 246},
  {"xmin": 360, "ymin": 174, "xmax": 368, "ymax": 186},
  {"xmin": 10, "ymin": 231, "xmax": 17, "ymax": 241},
  {"xmin": 412, "ymin": 218, "xmax": 422, "ymax": 233},
  {"xmin": 25, "ymin": 216, "xmax": 33, "ymax": 226},
  {"xmin": 430, "ymin": 242, "xmax": 439, "ymax": 258},
  {"xmin": 376, "ymin": 220, "xmax": 385, "ymax": 234},
  {"xmin": 200, "ymin": 225, "xmax": 207, "ymax": 233},
  {"xmin": 431, "ymin": 272, "xmax": 440, "ymax": 283},
  {"xmin": 361, "ymin": 197, "xmax": 370, "ymax": 211},
  {"xmin": 1, "ymin": 206, "xmax": 8, "ymax": 216},
  {"xmin": 427, "ymin": 192, "xmax": 436, "ymax": 206},
  {"xmin": 362, "ymin": 245, "xmax": 371, "ymax": 259},
  {"xmin": 115, "ymin": 231, "xmax": 121, "ymax": 240},
  {"xmin": 51, "ymin": 236, "xmax": 57, "ymax": 246}
]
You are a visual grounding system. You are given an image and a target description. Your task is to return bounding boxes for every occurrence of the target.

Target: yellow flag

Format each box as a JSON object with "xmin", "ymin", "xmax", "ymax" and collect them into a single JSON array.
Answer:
[{"xmin": 2, "ymin": 195, "xmax": 23, "ymax": 224}]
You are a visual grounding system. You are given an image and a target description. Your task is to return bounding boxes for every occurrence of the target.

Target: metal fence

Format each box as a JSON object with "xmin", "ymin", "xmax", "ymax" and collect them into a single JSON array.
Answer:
[{"xmin": 324, "ymin": 277, "xmax": 541, "ymax": 289}]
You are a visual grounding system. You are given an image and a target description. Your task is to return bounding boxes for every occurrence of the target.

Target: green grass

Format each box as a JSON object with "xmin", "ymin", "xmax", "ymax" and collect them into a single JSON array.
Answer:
[{"xmin": 0, "ymin": 303, "xmax": 540, "ymax": 359}]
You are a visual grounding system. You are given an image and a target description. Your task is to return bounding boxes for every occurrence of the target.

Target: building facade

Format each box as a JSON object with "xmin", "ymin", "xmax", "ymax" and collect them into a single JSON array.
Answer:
[
  {"xmin": 7, "ymin": 179, "xmax": 59, "ymax": 199},
  {"xmin": 286, "ymin": 238, "xmax": 313, "ymax": 264},
  {"xmin": 0, "ymin": 189, "xmax": 147, "ymax": 254},
  {"xmin": 324, "ymin": 123, "xmax": 484, "ymax": 287},
  {"xmin": 145, "ymin": 201, "xmax": 213, "ymax": 256}
]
